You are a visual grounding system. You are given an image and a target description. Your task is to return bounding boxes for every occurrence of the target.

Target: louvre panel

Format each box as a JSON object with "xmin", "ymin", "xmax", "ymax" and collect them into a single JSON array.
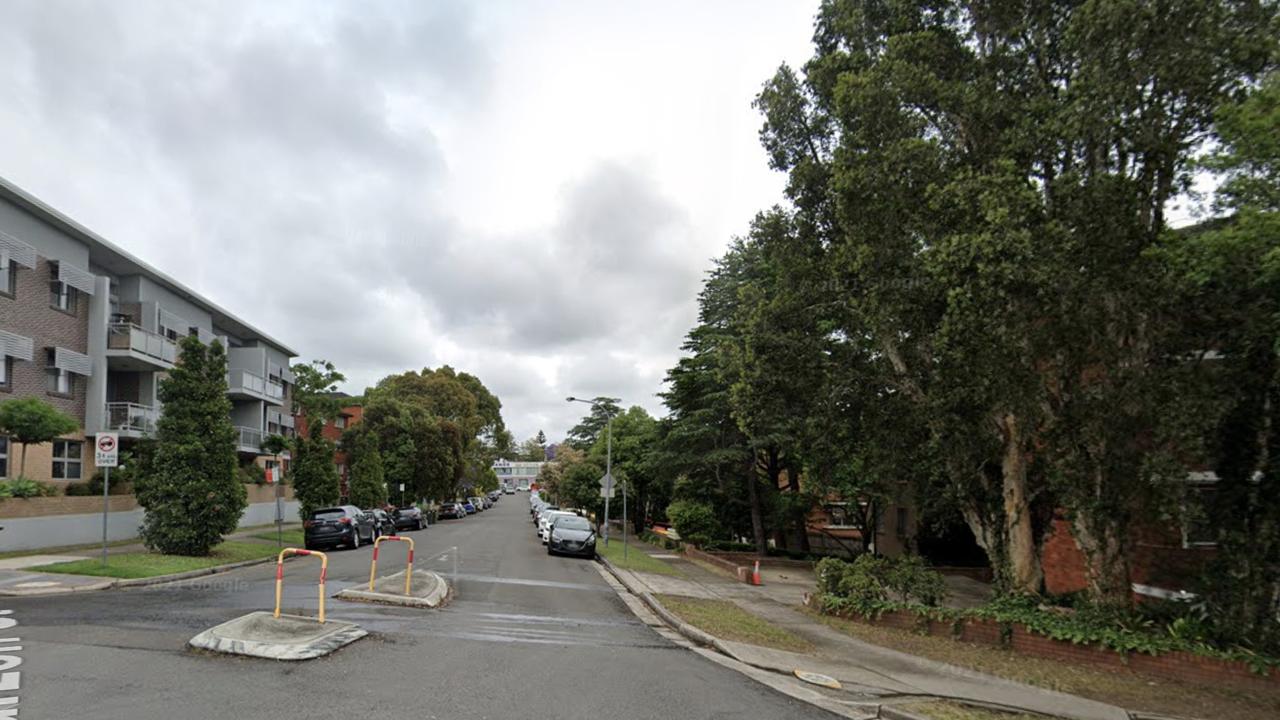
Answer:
[
  {"xmin": 0, "ymin": 330, "xmax": 33, "ymax": 361},
  {"xmin": 0, "ymin": 231, "xmax": 37, "ymax": 269},
  {"xmin": 53, "ymin": 346, "xmax": 93, "ymax": 376},
  {"xmin": 280, "ymin": 366, "xmax": 295, "ymax": 383},
  {"xmin": 54, "ymin": 261, "xmax": 97, "ymax": 295},
  {"xmin": 158, "ymin": 307, "xmax": 188, "ymax": 334}
]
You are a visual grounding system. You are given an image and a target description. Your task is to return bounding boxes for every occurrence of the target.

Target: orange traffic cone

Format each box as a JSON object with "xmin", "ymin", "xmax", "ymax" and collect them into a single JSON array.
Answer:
[{"xmin": 751, "ymin": 560, "xmax": 762, "ymax": 586}]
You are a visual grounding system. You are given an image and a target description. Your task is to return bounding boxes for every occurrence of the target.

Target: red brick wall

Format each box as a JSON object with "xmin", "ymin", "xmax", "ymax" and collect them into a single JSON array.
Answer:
[
  {"xmin": 1042, "ymin": 514, "xmax": 1216, "ymax": 596},
  {"xmin": 1043, "ymin": 517, "xmax": 1090, "ymax": 595}
]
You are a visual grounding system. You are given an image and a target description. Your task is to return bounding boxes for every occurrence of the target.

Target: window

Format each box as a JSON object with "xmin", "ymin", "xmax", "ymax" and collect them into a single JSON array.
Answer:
[
  {"xmin": 335, "ymin": 416, "xmax": 347, "ymax": 429},
  {"xmin": 896, "ymin": 507, "xmax": 909, "ymax": 539},
  {"xmin": 52, "ymin": 440, "xmax": 82, "ymax": 480},
  {"xmin": 49, "ymin": 279, "xmax": 78, "ymax": 313},
  {"xmin": 0, "ymin": 436, "xmax": 8, "ymax": 478},
  {"xmin": 46, "ymin": 349, "xmax": 73, "ymax": 395},
  {"xmin": 0, "ymin": 265, "xmax": 15, "ymax": 298},
  {"xmin": 0, "ymin": 356, "xmax": 10, "ymax": 391},
  {"xmin": 1183, "ymin": 486, "xmax": 1218, "ymax": 548}
]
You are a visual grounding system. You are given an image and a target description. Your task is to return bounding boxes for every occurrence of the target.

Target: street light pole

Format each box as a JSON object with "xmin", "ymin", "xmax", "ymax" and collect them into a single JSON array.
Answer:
[{"xmin": 603, "ymin": 410, "xmax": 612, "ymax": 547}]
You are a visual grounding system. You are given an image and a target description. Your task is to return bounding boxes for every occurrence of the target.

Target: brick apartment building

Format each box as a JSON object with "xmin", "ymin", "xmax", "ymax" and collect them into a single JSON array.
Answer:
[
  {"xmin": 0, "ymin": 175, "xmax": 296, "ymax": 486},
  {"xmin": 294, "ymin": 395, "xmax": 363, "ymax": 500}
]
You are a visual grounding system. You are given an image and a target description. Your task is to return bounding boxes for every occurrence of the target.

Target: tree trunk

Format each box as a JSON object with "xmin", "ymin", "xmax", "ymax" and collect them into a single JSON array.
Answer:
[
  {"xmin": 786, "ymin": 466, "xmax": 811, "ymax": 553},
  {"xmin": 746, "ymin": 459, "xmax": 767, "ymax": 556},
  {"xmin": 19, "ymin": 442, "xmax": 28, "ymax": 478},
  {"xmin": 1000, "ymin": 413, "xmax": 1043, "ymax": 594},
  {"xmin": 1072, "ymin": 514, "xmax": 1131, "ymax": 604}
]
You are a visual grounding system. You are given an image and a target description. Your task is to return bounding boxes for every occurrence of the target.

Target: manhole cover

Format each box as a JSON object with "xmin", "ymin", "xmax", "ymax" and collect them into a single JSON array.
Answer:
[{"xmin": 793, "ymin": 669, "xmax": 842, "ymax": 689}]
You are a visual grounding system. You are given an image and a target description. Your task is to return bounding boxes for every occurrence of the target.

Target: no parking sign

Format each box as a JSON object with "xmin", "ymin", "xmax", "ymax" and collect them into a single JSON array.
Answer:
[{"xmin": 95, "ymin": 433, "xmax": 118, "ymax": 468}]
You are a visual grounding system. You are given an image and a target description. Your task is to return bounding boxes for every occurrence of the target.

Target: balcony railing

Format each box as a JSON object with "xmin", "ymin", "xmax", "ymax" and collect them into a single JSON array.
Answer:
[
  {"xmin": 107, "ymin": 323, "xmax": 177, "ymax": 365},
  {"xmin": 227, "ymin": 368, "xmax": 267, "ymax": 396},
  {"xmin": 235, "ymin": 426, "xmax": 265, "ymax": 452},
  {"xmin": 105, "ymin": 402, "xmax": 159, "ymax": 435},
  {"xmin": 266, "ymin": 379, "xmax": 284, "ymax": 400}
]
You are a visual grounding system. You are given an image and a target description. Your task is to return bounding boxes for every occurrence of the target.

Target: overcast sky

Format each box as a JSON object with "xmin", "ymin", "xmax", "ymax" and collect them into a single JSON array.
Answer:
[{"xmin": 0, "ymin": 0, "xmax": 819, "ymax": 443}]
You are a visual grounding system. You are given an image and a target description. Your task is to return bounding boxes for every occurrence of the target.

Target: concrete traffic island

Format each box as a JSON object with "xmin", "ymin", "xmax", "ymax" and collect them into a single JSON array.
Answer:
[
  {"xmin": 188, "ymin": 611, "xmax": 368, "ymax": 660},
  {"xmin": 335, "ymin": 569, "xmax": 449, "ymax": 608}
]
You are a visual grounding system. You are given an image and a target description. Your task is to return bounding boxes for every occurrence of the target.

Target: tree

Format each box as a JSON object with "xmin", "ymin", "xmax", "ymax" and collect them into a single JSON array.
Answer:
[
  {"xmin": 752, "ymin": 0, "xmax": 1276, "ymax": 597},
  {"xmin": 291, "ymin": 359, "xmax": 346, "ymax": 429},
  {"xmin": 291, "ymin": 417, "xmax": 340, "ymax": 520},
  {"xmin": 345, "ymin": 429, "xmax": 387, "ymax": 509},
  {"xmin": 516, "ymin": 436, "xmax": 546, "ymax": 462},
  {"xmin": 566, "ymin": 397, "xmax": 622, "ymax": 450},
  {"xmin": 0, "ymin": 397, "xmax": 78, "ymax": 478},
  {"xmin": 535, "ymin": 429, "xmax": 546, "ymax": 446},
  {"xmin": 134, "ymin": 337, "xmax": 245, "ymax": 555},
  {"xmin": 586, "ymin": 406, "xmax": 660, "ymax": 534}
]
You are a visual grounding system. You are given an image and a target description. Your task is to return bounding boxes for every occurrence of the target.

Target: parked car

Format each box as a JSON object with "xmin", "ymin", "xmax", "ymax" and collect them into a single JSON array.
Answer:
[
  {"xmin": 547, "ymin": 514, "xmax": 597, "ymax": 558},
  {"xmin": 503, "ymin": 486, "xmax": 515, "ymax": 495},
  {"xmin": 539, "ymin": 510, "xmax": 577, "ymax": 544},
  {"xmin": 438, "ymin": 501, "xmax": 466, "ymax": 519},
  {"xmin": 487, "ymin": 491, "xmax": 501, "ymax": 503},
  {"xmin": 391, "ymin": 506, "xmax": 427, "ymax": 531},
  {"xmin": 367, "ymin": 508, "xmax": 396, "ymax": 539},
  {"xmin": 304, "ymin": 506, "xmax": 374, "ymax": 550},
  {"xmin": 471, "ymin": 496, "xmax": 489, "ymax": 510},
  {"xmin": 461, "ymin": 500, "xmax": 477, "ymax": 514},
  {"xmin": 534, "ymin": 504, "xmax": 559, "ymax": 527}
]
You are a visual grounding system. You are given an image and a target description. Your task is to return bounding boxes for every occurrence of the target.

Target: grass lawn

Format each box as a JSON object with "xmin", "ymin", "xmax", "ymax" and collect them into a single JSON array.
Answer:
[
  {"xmin": 899, "ymin": 701, "xmax": 1042, "ymax": 720},
  {"xmin": 31, "ymin": 541, "xmax": 281, "ymax": 579},
  {"xmin": 250, "ymin": 529, "xmax": 306, "ymax": 546},
  {"xmin": 805, "ymin": 608, "xmax": 1280, "ymax": 720},
  {"xmin": 658, "ymin": 594, "xmax": 814, "ymax": 653},
  {"xmin": 597, "ymin": 538, "xmax": 682, "ymax": 576}
]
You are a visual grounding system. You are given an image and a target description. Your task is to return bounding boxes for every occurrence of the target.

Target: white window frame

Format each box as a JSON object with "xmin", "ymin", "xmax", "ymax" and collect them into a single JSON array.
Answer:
[
  {"xmin": 0, "ymin": 356, "xmax": 10, "ymax": 390},
  {"xmin": 52, "ymin": 439, "xmax": 82, "ymax": 480},
  {"xmin": 49, "ymin": 279, "xmax": 77, "ymax": 313}
]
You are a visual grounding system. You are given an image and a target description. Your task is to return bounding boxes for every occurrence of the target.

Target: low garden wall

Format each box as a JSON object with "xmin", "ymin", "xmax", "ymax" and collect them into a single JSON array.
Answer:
[{"xmin": 805, "ymin": 596, "xmax": 1280, "ymax": 693}]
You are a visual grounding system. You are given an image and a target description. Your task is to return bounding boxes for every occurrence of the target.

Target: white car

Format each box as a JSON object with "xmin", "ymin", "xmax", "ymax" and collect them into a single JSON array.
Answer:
[{"xmin": 539, "ymin": 510, "xmax": 578, "ymax": 544}]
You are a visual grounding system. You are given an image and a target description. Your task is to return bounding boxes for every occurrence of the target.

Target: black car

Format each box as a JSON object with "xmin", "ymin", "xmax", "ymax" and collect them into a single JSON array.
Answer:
[
  {"xmin": 367, "ymin": 508, "xmax": 396, "ymax": 538},
  {"xmin": 304, "ymin": 506, "xmax": 374, "ymax": 550},
  {"xmin": 438, "ymin": 501, "xmax": 467, "ymax": 519},
  {"xmin": 391, "ymin": 506, "xmax": 427, "ymax": 531},
  {"xmin": 546, "ymin": 514, "xmax": 597, "ymax": 558}
]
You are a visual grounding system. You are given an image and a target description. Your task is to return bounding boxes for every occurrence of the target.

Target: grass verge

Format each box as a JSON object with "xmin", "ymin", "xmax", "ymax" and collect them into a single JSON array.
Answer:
[
  {"xmin": 597, "ymin": 538, "xmax": 681, "ymax": 576},
  {"xmin": 31, "ymin": 541, "xmax": 280, "ymax": 579},
  {"xmin": 899, "ymin": 700, "xmax": 1042, "ymax": 720},
  {"xmin": 658, "ymin": 594, "xmax": 814, "ymax": 653},
  {"xmin": 250, "ymin": 529, "xmax": 306, "ymax": 546},
  {"xmin": 804, "ymin": 607, "xmax": 1280, "ymax": 720}
]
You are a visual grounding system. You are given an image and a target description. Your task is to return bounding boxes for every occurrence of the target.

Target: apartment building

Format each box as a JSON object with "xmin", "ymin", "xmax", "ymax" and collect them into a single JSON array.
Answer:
[
  {"xmin": 493, "ymin": 458, "xmax": 543, "ymax": 490},
  {"xmin": 0, "ymin": 176, "xmax": 296, "ymax": 485}
]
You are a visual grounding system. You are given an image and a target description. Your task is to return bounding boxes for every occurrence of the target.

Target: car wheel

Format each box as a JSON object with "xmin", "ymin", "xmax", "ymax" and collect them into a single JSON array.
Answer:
[
  {"xmin": 417, "ymin": 519, "xmax": 424, "ymax": 531},
  {"xmin": 350, "ymin": 531, "xmax": 360, "ymax": 549}
]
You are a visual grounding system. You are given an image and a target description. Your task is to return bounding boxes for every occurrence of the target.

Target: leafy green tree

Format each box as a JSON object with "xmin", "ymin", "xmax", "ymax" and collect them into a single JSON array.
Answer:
[
  {"xmin": 346, "ymin": 429, "xmax": 387, "ymax": 509},
  {"xmin": 566, "ymin": 397, "xmax": 622, "ymax": 450},
  {"xmin": 0, "ymin": 397, "xmax": 78, "ymax": 478},
  {"xmin": 516, "ymin": 436, "xmax": 546, "ymax": 461},
  {"xmin": 558, "ymin": 458, "xmax": 605, "ymax": 517},
  {"xmin": 752, "ymin": 0, "xmax": 1276, "ymax": 597},
  {"xmin": 134, "ymin": 337, "xmax": 245, "ymax": 555},
  {"xmin": 291, "ymin": 417, "xmax": 340, "ymax": 520},
  {"xmin": 586, "ymin": 406, "xmax": 660, "ymax": 534},
  {"xmin": 290, "ymin": 359, "xmax": 346, "ymax": 427}
]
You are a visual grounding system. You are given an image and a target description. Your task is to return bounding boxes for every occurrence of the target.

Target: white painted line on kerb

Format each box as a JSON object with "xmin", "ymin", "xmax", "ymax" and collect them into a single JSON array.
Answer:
[{"xmin": 0, "ymin": 609, "xmax": 20, "ymax": 718}]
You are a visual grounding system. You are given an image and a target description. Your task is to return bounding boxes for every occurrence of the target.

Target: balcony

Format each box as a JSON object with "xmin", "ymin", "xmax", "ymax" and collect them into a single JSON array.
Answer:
[
  {"xmin": 104, "ymin": 402, "xmax": 159, "ymax": 438},
  {"xmin": 106, "ymin": 323, "xmax": 177, "ymax": 371},
  {"xmin": 226, "ymin": 369, "xmax": 285, "ymax": 405},
  {"xmin": 235, "ymin": 426, "xmax": 265, "ymax": 454}
]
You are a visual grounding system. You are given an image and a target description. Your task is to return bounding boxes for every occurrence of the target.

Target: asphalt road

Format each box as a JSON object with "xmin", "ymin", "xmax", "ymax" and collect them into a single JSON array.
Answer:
[{"xmin": 6, "ymin": 494, "xmax": 834, "ymax": 719}]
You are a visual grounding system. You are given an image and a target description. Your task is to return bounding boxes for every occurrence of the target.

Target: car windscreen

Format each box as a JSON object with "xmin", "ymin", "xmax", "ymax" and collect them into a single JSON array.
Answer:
[
  {"xmin": 312, "ymin": 509, "xmax": 345, "ymax": 520},
  {"xmin": 554, "ymin": 516, "xmax": 591, "ymax": 531}
]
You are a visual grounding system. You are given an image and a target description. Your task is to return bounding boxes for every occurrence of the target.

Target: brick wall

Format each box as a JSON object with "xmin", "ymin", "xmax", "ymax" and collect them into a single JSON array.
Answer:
[
  {"xmin": 0, "ymin": 256, "xmax": 91, "ymax": 424},
  {"xmin": 1043, "ymin": 513, "xmax": 1216, "ymax": 596},
  {"xmin": 1043, "ymin": 517, "xmax": 1090, "ymax": 594}
]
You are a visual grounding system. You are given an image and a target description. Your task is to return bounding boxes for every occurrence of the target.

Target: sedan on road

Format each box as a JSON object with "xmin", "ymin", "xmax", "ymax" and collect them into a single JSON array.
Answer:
[
  {"xmin": 304, "ymin": 506, "xmax": 375, "ymax": 550},
  {"xmin": 547, "ymin": 514, "xmax": 597, "ymax": 558},
  {"xmin": 367, "ymin": 508, "xmax": 396, "ymax": 539},
  {"xmin": 539, "ymin": 510, "xmax": 578, "ymax": 544},
  {"xmin": 462, "ymin": 501, "xmax": 477, "ymax": 514},
  {"xmin": 438, "ymin": 502, "xmax": 467, "ymax": 519}
]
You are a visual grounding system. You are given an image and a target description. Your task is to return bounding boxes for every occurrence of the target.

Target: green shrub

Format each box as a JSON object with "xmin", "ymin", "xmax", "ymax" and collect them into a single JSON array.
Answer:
[
  {"xmin": 1, "ymin": 477, "xmax": 58, "ymax": 498},
  {"xmin": 666, "ymin": 500, "xmax": 721, "ymax": 547},
  {"xmin": 815, "ymin": 553, "xmax": 948, "ymax": 611},
  {"xmin": 237, "ymin": 463, "xmax": 266, "ymax": 485},
  {"xmin": 703, "ymin": 539, "xmax": 756, "ymax": 552}
]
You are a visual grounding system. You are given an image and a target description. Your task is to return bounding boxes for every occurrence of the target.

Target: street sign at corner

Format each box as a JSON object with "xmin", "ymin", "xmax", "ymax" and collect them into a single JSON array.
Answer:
[{"xmin": 95, "ymin": 433, "xmax": 119, "ymax": 468}]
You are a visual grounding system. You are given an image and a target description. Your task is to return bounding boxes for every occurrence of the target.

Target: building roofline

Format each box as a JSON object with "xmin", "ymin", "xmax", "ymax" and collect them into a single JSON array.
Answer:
[{"xmin": 0, "ymin": 174, "xmax": 297, "ymax": 356}]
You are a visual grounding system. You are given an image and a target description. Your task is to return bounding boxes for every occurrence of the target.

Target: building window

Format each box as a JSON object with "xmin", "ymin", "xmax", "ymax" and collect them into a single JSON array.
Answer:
[
  {"xmin": 1183, "ymin": 486, "xmax": 1218, "ymax": 548},
  {"xmin": 896, "ymin": 507, "xmax": 909, "ymax": 539},
  {"xmin": 0, "ymin": 265, "xmax": 15, "ymax": 298},
  {"xmin": 49, "ymin": 279, "xmax": 78, "ymax": 313},
  {"xmin": 0, "ymin": 436, "xmax": 8, "ymax": 478},
  {"xmin": 46, "ymin": 349, "xmax": 74, "ymax": 395},
  {"xmin": 0, "ymin": 356, "xmax": 10, "ymax": 391},
  {"xmin": 52, "ymin": 440, "xmax": 82, "ymax": 480},
  {"xmin": 335, "ymin": 416, "xmax": 347, "ymax": 429}
]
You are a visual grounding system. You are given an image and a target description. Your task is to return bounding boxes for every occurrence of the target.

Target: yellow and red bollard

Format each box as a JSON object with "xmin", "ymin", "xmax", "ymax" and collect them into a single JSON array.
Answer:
[
  {"xmin": 368, "ymin": 535, "xmax": 415, "ymax": 595},
  {"xmin": 274, "ymin": 548, "xmax": 329, "ymax": 623}
]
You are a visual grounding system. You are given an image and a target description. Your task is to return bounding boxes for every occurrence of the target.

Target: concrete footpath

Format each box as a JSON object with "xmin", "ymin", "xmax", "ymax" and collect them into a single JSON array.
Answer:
[{"xmin": 602, "ymin": 542, "xmax": 1132, "ymax": 720}]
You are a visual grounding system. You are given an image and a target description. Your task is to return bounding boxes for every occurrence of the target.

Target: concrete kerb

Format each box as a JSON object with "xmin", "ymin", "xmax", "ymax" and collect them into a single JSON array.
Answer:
[
  {"xmin": 0, "ymin": 554, "xmax": 283, "ymax": 597},
  {"xmin": 334, "ymin": 569, "xmax": 450, "ymax": 608},
  {"xmin": 188, "ymin": 610, "xmax": 367, "ymax": 661},
  {"xmin": 596, "ymin": 556, "xmax": 1086, "ymax": 720}
]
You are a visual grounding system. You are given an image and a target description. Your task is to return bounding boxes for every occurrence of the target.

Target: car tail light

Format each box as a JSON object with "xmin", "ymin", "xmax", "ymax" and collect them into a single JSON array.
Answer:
[
  {"xmin": 303, "ymin": 520, "xmax": 315, "ymax": 528},
  {"xmin": 340, "ymin": 517, "xmax": 352, "ymax": 525}
]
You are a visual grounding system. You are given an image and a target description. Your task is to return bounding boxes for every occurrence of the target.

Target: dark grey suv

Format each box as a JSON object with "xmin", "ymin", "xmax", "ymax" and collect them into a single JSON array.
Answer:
[{"xmin": 304, "ymin": 505, "xmax": 374, "ymax": 550}]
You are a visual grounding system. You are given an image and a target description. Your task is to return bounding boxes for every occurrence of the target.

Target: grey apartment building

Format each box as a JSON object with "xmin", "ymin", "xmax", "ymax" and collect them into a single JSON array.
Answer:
[{"xmin": 0, "ymin": 176, "xmax": 296, "ymax": 485}]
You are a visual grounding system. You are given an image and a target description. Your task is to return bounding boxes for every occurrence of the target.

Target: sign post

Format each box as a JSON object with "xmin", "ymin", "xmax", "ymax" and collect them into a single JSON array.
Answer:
[{"xmin": 95, "ymin": 433, "xmax": 119, "ymax": 567}]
